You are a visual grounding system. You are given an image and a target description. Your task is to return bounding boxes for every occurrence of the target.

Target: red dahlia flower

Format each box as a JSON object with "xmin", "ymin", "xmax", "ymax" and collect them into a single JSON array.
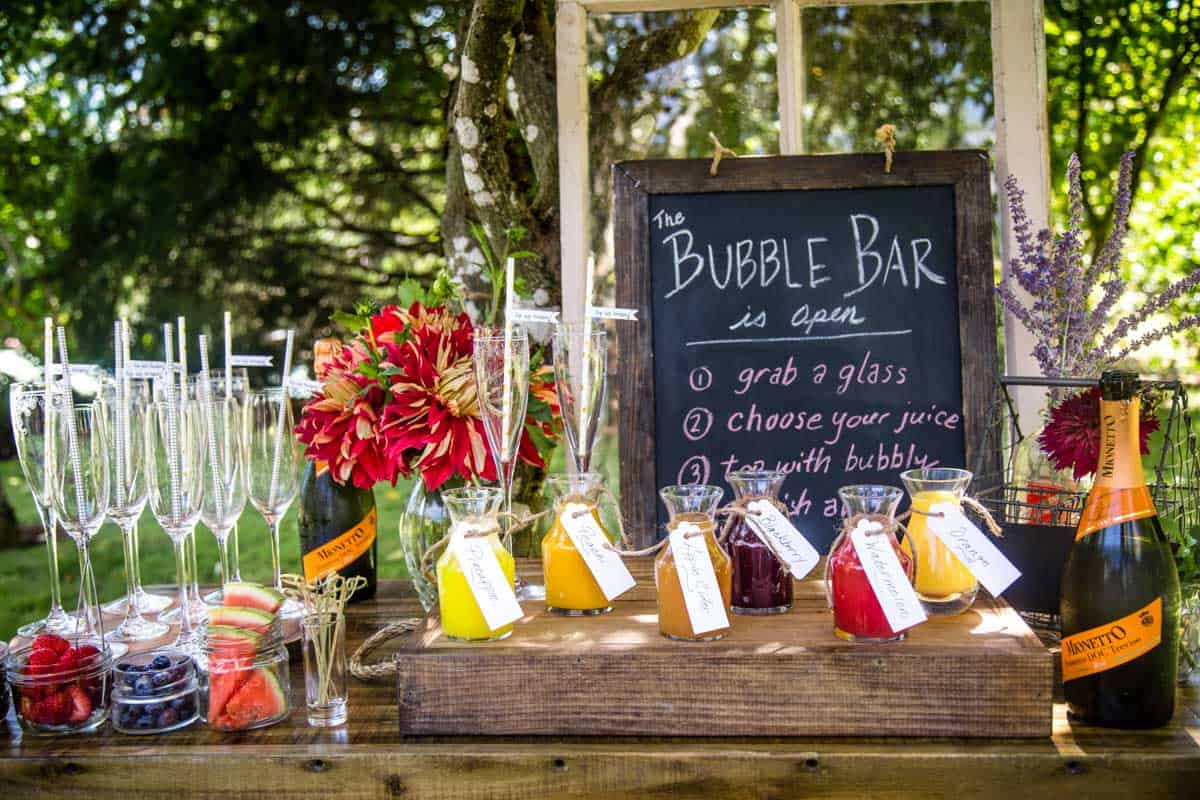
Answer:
[{"xmin": 1039, "ymin": 386, "xmax": 1159, "ymax": 480}]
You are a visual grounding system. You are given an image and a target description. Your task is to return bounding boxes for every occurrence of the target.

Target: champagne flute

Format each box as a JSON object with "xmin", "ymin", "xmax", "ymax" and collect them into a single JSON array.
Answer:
[
  {"xmin": 50, "ymin": 393, "xmax": 113, "ymax": 651},
  {"xmin": 9, "ymin": 382, "xmax": 74, "ymax": 637},
  {"xmin": 193, "ymin": 366, "xmax": 250, "ymax": 598},
  {"xmin": 103, "ymin": 374, "xmax": 169, "ymax": 644},
  {"xmin": 242, "ymin": 387, "xmax": 303, "ymax": 618},
  {"xmin": 158, "ymin": 374, "xmax": 208, "ymax": 628},
  {"xmin": 472, "ymin": 325, "xmax": 540, "ymax": 599},
  {"xmin": 197, "ymin": 392, "xmax": 247, "ymax": 604},
  {"xmin": 552, "ymin": 323, "xmax": 607, "ymax": 473},
  {"xmin": 146, "ymin": 381, "xmax": 206, "ymax": 653}
]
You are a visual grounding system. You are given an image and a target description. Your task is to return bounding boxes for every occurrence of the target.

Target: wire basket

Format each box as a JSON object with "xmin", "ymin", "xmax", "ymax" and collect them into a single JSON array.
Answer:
[{"xmin": 969, "ymin": 375, "xmax": 1199, "ymax": 622}]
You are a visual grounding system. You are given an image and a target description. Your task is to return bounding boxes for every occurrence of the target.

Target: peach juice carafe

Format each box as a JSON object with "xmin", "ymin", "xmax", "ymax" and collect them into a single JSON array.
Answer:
[
  {"xmin": 900, "ymin": 468, "xmax": 977, "ymax": 615},
  {"xmin": 655, "ymin": 485, "xmax": 732, "ymax": 641},
  {"xmin": 542, "ymin": 472, "xmax": 615, "ymax": 615},
  {"xmin": 435, "ymin": 487, "xmax": 515, "ymax": 642}
]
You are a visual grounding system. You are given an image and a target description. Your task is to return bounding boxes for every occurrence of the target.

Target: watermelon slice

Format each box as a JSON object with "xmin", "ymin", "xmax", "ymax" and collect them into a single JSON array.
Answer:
[
  {"xmin": 223, "ymin": 583, "xmax": 285, "ymax": 614},
  {"xmin": 205, "ymin": 625, "xmax": 262, "ymax": 652},
  {"xmin": 214, "ymin": 668, "xmax": 288, "ymax": 730},
  {"xmin": 207, "ymin": 658, "xmax": 253, "ymax": 722},
  {"xmin": 208, "ymin": 606, "xmax": 276, "ymax": 635}
]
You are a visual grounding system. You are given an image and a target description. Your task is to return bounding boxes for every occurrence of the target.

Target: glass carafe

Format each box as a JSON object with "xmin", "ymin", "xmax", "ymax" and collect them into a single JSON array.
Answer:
[
  {"xmin": 655, "ymin": 485, "xmax": 731, "ymax": 641},
  {"xmin": 436, "ymin": 487, "xmax": 514, "ymax": 642},
  {"xmin": 826, "ymin": 485, "xmax": 914, "ymax": 643},
  {"xmin": 727, "ymin": 470, "xmax": 793, "ymax": 615},
  {"xmin": 900, "ymin": 467, "xmax": 977, "ymax": 615},
  {"xmin": 542, "ymin": 472, "xmax": 615, "ymax": 616}
]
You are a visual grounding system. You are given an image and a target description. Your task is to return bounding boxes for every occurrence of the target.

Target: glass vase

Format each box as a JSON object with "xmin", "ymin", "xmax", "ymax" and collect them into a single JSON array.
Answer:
[
  {"xmin": 398, "ymin": 478, "xmax": 460, "ymax": 613},
  {"xmin": 1180, "ymin": 582, "xmax": 1200, "ymax": 686}
]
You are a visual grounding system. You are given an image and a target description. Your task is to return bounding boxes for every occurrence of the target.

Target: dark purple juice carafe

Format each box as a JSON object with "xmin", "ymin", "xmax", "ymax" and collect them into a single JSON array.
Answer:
[{"xmin": 728, "ymin": 470, "xmax": 793, "ymax": 615}]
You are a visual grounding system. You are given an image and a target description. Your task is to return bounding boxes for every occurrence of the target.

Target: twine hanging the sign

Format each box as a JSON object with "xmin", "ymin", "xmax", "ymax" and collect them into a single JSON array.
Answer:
[
  {"xmin": 901, "ymin": 495, "xmax": 1004, "ymax": 537},
  {"xmin": 875, "ymin": 123, "xmax": 897, "ymax": 174},
  {"xmin": 708, "ymin": 132, "xmax": 737, "ymax": 177}
]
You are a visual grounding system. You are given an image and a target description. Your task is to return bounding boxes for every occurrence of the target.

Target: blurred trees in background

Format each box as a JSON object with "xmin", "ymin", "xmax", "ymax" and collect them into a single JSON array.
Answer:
[{"xmin": 0, "ymin": 0, "xmax": 1196, "ymax": 367}]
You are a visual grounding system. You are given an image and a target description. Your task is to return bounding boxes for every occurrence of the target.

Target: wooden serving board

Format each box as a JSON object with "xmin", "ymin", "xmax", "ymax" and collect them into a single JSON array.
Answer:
[{"xmin": 394, "ymin": 559, "xmax": 1053, "ymax": 738}]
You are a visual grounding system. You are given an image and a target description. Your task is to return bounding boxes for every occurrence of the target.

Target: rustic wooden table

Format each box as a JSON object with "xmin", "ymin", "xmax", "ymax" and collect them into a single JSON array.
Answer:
[{"xmin": 3, "ymin": 568, "xmax": 1198, "ymax": 799}]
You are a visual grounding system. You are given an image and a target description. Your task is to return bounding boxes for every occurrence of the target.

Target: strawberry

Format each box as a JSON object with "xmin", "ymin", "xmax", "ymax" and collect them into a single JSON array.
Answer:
[
  {"xmin": 32, "ymin": 690, "xmax": 71, "ymax": 725},
  {"xmin": 30, "ymin": 633, "xmax": 69, "ymax": 657},
  {"xmin": 55, "ymin": 647, "xmax": 82, "ymax": 672},
  {"xmin": 24, "ymin": 648, "xmax": 60, "ymax": 678},
  {"xmin": 66, "ymin": 684, "xmax": 93, "ymax": 724},
  {"xmin": 74, "ymin": 643, "xmax": 101, "ymax": 661}
]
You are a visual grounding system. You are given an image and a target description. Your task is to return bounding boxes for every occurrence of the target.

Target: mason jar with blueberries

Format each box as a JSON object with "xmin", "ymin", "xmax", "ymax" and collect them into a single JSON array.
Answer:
[{"xmin": 113, "ymin": 648, "xmax": 199, "ymax": 734}]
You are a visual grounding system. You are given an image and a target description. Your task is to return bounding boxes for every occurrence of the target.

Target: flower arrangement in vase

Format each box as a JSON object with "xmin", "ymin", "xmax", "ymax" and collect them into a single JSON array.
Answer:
[{"xmin": 296, "ymin": 265, "xmax": 560, "ymax": 610}]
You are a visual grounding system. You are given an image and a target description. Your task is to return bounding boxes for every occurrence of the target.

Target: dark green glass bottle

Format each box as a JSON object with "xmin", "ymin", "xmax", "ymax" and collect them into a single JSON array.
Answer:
[
  {"xmin": 297, "ymin": 339, "xmax": 377, "ymax": 603},
  {"xmin": 1059, "ymin": 370, "xmax": 1179, "ymax": 728}
]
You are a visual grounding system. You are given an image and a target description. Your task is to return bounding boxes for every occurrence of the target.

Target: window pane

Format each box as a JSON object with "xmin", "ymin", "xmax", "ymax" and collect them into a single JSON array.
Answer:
[{"xmin": 801, "ymin": 2, "xmax": 994, "ymax": 153}]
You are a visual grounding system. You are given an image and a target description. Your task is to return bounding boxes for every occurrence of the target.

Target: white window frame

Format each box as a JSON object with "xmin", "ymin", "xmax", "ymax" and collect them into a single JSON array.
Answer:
[{"xmin": 555, "ymin": 0, "xmax": 1049, "ymax": 382}]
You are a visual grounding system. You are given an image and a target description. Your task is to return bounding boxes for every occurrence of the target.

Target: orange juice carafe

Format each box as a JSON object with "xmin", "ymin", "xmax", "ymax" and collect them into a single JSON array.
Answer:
[
  {"xmin": 655, "ymin": 485, "xmax": 732, "ymax": 641},
  {"xmin": 542, "ymin": 472, "xmax": 616, "ymax": 615},
  {"xmin": 900, "ymin": 468, "xmax": 977, "ymax": 615}
]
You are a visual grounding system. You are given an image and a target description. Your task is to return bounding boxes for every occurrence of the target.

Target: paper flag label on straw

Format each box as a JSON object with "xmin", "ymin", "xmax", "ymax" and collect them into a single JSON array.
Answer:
[
  {"xmin": 925, "ymin": 502, "xmax": 1022, "ymax": 596},
  {"xmin": 453, "ymin": 529, "xmax": 523, "ymax": 632},
  {"xmin": 560, "ymin": 503, "xmax": 636, "ymax": 601},
  {"xmin": 288, "ymin": 378, "xmax": 323, "ymax": 395},
  {"xmin": 850, "ymin": 521, "xmax": 927, "ymax": 634},
  {"xmin": 49, "ymin": 363, "xmax": 100, "ymax": 376},
  {"xmin": 743, "ymin": 499, "xmax": 820, "ymax": 580},
  {"xmin": 230, "ymin": 353, "xmax": 274, "ymax": 367},
  {"xmin": 509, "ymin": 308, "xmax": 560, "ymax": 324},
  {"xmin": 587, "ymin": 305, "xmax": 639, "ymax": 321},
  {"xmin": 125, "ymin": 360, "xmax": 173, "ymax": 378},
  {"xmin": 669, "ymin": 522, "xmax": 729, "ymax": 635}
]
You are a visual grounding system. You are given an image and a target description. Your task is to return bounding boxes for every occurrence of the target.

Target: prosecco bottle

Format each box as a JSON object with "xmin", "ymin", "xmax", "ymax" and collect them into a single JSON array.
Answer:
[
  {"xmin": 1060, "ymin": 370, "xmax": 1179, "ymax": 728},
  {"xmin": 297, "ymin": 339, "xmax": 378, "ymax": 603}
]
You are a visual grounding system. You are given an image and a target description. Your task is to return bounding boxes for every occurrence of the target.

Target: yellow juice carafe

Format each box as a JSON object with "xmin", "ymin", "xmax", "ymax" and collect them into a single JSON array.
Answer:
[
  {"xmin": 436, "ymin": 487, "xmax": 516, "ymax": 641},
  {"xmin": 900, "ymin": 467, "xmax": 978, "ymax": 615},
  {"xmin": 542, "ymin": 472, "xmax": 615, "ymax": 615}
]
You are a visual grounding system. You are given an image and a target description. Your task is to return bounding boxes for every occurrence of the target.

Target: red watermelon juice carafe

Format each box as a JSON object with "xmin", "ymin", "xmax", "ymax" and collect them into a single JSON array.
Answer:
[{"xmin": 826, "ymin": 485, "xmax": 914, "ymax": 642}]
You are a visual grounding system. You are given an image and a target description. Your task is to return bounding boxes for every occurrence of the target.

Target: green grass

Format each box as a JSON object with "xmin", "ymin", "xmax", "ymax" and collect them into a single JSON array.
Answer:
[{"xmin": 0, "ymin": 460, "xmax": 416, "ymax": 640}]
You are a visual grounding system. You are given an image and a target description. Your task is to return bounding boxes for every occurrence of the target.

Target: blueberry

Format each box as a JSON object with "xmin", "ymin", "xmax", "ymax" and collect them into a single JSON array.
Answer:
[
  {"xmin": 151, "ymin": 671, "xmax": 174, "ymax": 688},
  {"xmin": 157, "ymin": 707, "xmax": 179, "ymax": 728},
  {"xmin": 135, "ymin": 714, "xmax": 156, "ymax": 729},
  {"xmin": 116, "ymin": 662, "xmax": 133, "ymax": 672},
  {"xmin": 145, "ymin": 702, "xmax": 165, "ymax": 716},
  {"xmin": 133, "ymin": 675, "xmax": 155, "ymax": 697},
  {"xmin": 169, "ymin": 697, "xmax": 187, "ymax": 710},
  {"xmin": 125, "ymin": 674, "xmax": 139, "ymax": 689},
  {"xmin": 151, "ymin": 655, "xmax": 171, "ymax": 670},
  {"xmin": 168, "ymin": 666, "xmax": 186, "ymax": 683}
]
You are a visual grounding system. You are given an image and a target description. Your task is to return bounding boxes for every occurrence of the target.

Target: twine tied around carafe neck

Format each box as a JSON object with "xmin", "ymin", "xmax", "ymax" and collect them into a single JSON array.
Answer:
[
  {"xmin": 417, "ymin": 518, "xmax": 506, "ymax": 586},
  {"xmin": 899, "ymin": 495, "xmax": 1003, "ymax": 537}
]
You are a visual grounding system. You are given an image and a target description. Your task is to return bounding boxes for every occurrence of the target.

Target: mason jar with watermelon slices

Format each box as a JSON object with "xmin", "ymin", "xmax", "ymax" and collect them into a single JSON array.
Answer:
[{"xmin": 199, "ymin": 582, "xmax": 292, "ymax": 731}]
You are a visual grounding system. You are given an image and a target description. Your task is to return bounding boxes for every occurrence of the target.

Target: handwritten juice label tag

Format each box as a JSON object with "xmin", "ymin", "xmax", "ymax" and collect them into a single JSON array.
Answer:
[
  {"xmin": 850, "ymin": 521, "xmax": 927, "ymax": 634},
  {"xmin": 560, "ymin": 503, "xmax": 636, "ymax": 601},
  {"xmin": 669, "ymin": 522, "xmax": 730, "ymax": 635},
  {"xmin": 925, "ymin": 502, "xmax": 1021, "ymax": 597},
  {"xmin": 743, "ymin": 499, "xmax": 820, "ymax": 580},
  {"xmin": 452, "ymin": 526, "xmax": 523, "ymax": 632}
]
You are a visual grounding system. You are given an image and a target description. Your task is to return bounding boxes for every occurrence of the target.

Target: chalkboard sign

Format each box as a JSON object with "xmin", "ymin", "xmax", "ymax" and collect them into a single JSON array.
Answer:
[{"xmin": 613, "ymin": 151, "xmax": 996, "ymax": 550}]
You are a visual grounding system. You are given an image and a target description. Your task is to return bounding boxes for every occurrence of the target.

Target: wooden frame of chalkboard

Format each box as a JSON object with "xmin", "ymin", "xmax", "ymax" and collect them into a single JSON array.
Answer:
[{"xmin": 613, "ymin": 150, "xmax": 997, "ymax": 547}]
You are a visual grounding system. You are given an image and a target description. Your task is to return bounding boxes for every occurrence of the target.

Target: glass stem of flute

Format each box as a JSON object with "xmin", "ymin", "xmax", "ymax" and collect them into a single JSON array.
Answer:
[
  {"xmin": 172, "ymin": 538, "xmax": 192, "ymax": 638},
  {"xmin": 131, "ymin": 520, "xmax": 146, "ymax": 595},
  {"xmin": 75, "ymin": 540, "xmax": 103, "ymax": 640},
  {"xmin": 41, "ymin": 506, "xmax": 65, "ymax": 617},
  {"xmin": 216, "ymin": 530, "xmax": 232, "ymax": 592},
  {"xmin": 118, "ymin": 521, "xmax": 138, "ymax": 619},
  {"xmin": 268, "ymin": 517, "xmax": 283, "ymax": 591}
]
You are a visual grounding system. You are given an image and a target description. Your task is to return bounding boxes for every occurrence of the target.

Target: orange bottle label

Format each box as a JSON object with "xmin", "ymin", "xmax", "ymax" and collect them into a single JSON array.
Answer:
[
  {"xmin": 1075, "ymin": 396, "xmax": 1156, "ymax": 539},
  {"xmin": 302, "ymin": 507, "xmax": 377, "ymax": 581},
  {"xmin": 1061, "ymin": 597, "xmax": 1162, "ymax": 682}
]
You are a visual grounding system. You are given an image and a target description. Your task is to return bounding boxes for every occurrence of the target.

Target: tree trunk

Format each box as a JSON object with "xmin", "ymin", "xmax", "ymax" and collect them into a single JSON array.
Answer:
[{"xmin": 440, "ymin": 2, "xmax": 720, "ymax": 317}]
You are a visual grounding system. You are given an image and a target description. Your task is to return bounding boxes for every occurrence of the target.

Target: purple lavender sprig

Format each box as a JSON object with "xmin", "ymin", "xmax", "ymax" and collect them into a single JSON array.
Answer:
[{"xmin": 997, "ymin": 149, "xmax": 1199, "ymax": 377}]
